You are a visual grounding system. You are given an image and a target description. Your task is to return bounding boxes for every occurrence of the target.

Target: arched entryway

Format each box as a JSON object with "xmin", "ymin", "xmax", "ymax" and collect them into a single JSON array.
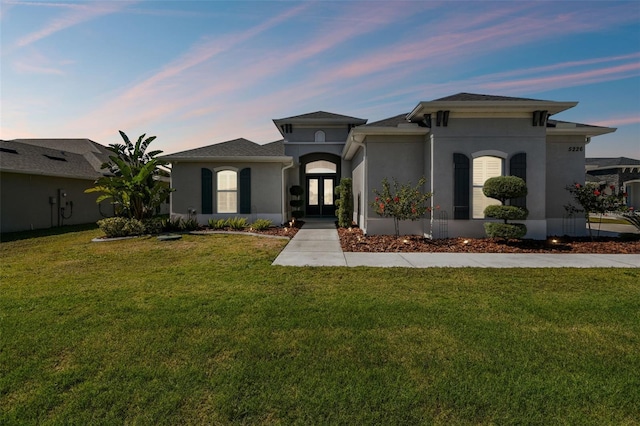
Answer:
[{"xmin": 300, "ymin": 153, "xmax": 340, "ymax": 217}]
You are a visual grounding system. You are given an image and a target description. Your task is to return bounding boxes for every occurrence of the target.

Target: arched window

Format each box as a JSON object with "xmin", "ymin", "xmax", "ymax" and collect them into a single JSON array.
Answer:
[
  {"xmin": 314, "ymin": 130, "xmax": 325, "ymax": 142},
  {"xmin": 472, "ymin": 156, "xmax": 503, "ymax": 218},
  {"xmin": 217, "ymin": 170, "xmax": 237, "ymax": 213},
  {"xmin": 305, "ymin": 160, "xmax": 336, "ymax": 174}
]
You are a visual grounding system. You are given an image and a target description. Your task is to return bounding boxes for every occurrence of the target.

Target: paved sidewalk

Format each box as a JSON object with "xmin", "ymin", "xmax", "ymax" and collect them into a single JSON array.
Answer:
[{"xmin": 272, "ymin": 219, "xmax": 640, "ymax": 268}]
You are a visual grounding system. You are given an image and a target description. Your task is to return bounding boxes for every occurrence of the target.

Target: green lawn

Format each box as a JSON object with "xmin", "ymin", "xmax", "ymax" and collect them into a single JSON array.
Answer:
[{"xmin": 1, "ymin": 229, "xmax": 639, "ymax": 425}]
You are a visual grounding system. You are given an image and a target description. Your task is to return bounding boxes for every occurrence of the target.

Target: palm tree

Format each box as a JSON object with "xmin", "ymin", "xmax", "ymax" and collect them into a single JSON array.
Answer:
[{"xmin": 86, "ymin": 131, "xmax": 173, "ymax": 220}]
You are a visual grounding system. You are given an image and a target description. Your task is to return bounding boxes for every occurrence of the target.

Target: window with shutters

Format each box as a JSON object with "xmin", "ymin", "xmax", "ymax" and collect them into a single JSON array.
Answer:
[
  {"xmin": 201, "ymin": 168, "xmax": 213, "ymax": 214},
  {"xmin": 216, "ymin": 170, "xmax": 237, "ymax": 213},
  {"xmin": 472, "ymin": 156, "xmax": 503, "ymax": 219}
]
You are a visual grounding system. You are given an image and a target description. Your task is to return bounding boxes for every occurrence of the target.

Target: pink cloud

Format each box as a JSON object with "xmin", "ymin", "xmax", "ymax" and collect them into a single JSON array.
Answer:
[
  {"xmin": 482, "ymin": 62, "xmax": 640, "ymax": 92},
  {"xmin": 590, "ymin": 115, "xmax": 640, "ymax": 128}
]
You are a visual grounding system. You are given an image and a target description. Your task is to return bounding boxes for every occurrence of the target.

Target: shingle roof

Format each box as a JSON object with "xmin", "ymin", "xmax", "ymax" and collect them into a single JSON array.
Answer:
[
  {"xmin": 274, "ymin": 111, "xmax": 366, "ymax": 123},
  {"xmin": 364, "ymin": 113, "xmax": 411, "ymax": 127},
  {"xmin": 585, "ymin": 157, "xmax": 640, "ymax": 167},
  {"xmin": 432, "ymin": 92, "xmax": 547, "ymax": 102},
  {"xmin": 162, "ymin": 138, "xmax": 286, "ymax": 159},
  {"xmin": 0, "ymin": 139, "xmax": 111, "ymax": 180}
]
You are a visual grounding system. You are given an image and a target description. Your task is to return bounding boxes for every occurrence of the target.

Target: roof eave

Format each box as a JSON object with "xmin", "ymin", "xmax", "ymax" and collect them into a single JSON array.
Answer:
[
  {"xmin": 547, "ymin": 127, "xmax": 616, "ymax": 137},
  {"xmin": 163, "ymin": 155, "xmax": 293, "ymax": 163},
  {"xmin": 407, "ymin": 101, "xmax": 578, "ymax": 120},
  {"xmin": 343, "ymin": 126, "xmax": 429, "ymax": 160}
]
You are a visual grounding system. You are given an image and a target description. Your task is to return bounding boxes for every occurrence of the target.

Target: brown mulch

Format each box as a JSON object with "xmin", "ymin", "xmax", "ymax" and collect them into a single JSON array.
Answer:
[{"xmin": 338, "ymin": 227, "xmax": 640, "ymax": 254}]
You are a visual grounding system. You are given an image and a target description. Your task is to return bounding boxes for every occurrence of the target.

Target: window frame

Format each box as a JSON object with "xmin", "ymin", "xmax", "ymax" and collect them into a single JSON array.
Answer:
[
  {"xmin": 471, "ymin": 151, "xmax": 507, "ymax": 219},
  {"xmin": 215, "ymin": 167, "xmax": 238, "ymax": 214}
]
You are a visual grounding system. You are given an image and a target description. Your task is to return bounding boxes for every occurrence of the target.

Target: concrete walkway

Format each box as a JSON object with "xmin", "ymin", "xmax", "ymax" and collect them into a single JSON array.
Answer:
[{"xmin": 272, "ymin": 219, "xmax": 639, "ymax": 268}]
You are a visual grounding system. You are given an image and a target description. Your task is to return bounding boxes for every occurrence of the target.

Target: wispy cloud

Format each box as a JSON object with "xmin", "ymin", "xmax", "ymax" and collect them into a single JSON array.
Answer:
[
  {"xmin": 12, "ymin": 1, "xmax": 132, "ymax": 49},
  {"xmin": 590, "ymin": 115, "xmax": 640, "ymax": 128}
]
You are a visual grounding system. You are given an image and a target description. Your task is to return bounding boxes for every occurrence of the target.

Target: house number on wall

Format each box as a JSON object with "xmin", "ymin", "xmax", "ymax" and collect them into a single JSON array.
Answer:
[{"xmin": 568, "ymin": 146, "xmax": 583, "ymax": 152}]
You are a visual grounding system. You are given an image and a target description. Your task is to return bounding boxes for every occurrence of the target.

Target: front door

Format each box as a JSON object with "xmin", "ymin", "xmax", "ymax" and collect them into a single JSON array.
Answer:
[{"xmin": 306, "ymin": 176, "xmax": 336, "ymax": 217}]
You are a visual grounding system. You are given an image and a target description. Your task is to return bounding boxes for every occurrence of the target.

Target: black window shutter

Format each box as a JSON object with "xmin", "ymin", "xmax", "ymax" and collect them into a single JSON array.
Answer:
[
  {"xmin": 240, "ymin": 168, "xmax": 251, "ymax": 214},
  {"xmin": 453, "ymin": 153, "xmax": 470, "ymax": 220},
  {"xmin": 201, "ymin": 168, "xmax": 213, "ymax": 214},
  {"xmin": 510, "ymin": 153, "xmax": 527, "ymax": 208}
]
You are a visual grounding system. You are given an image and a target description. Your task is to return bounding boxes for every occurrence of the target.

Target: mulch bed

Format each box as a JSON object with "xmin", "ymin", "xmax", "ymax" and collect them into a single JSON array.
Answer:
[{"xmin": 338, "ymin": 227, "xmax": 640, "ymax": 254}]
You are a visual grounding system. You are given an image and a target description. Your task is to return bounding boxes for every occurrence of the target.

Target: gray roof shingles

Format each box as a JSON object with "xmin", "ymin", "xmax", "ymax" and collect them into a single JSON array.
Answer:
[
  {"xmin": 163, "ymin": 139, "xmax": 286, "ymax": 159},
  {"xmin": 275, "ymin": 111, "xmax": 366, "ymax": 122},
  {"xmin": 0, "ymin": 139, "xmax": 112, "ymax": 180},
  {"xmin": 585, "ymin": 157, "xmax": 640, "ymax": 167},
  {"xmin": 432, "ymin": 92, "xmax": 547, "ymax": 102}
]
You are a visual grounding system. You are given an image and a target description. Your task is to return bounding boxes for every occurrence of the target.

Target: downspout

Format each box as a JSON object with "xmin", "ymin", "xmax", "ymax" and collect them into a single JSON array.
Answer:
[
  {"xmin": 281, "ymin": 160, "xmax": 295, "ymax": 225},
  {"xmin": 351, "ymin": 137, "xmax": 366, "ymax": 233}
]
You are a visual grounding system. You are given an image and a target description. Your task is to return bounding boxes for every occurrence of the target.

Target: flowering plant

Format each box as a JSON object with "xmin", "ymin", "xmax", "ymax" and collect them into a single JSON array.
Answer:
[
  {"xmin": 565, "ymin": 182, "xmax": 628, "ymax": 239},
  {"xmin": 370, "ymin": 177, "xmax": 432, "ymax": 237}
]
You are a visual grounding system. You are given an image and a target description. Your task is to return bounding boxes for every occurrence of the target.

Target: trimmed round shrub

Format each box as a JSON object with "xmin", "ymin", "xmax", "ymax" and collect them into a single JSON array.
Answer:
[
  {"xmin": 484, "ymin": 205, "xmax": 528, "ymax": 221},
  {"xmin": 483, "ymin": 176, "xmax": 527, "ymax": 202},
  {"xmin": 291, "ymin": 210, "xmax": 305, "ymax": 219},
  {"xmin": 484, "ymin": 222, "xmax": 527, "ymax": 239},
  {"xmin": 289, "ymin": 185, "xmax": 304, "ymax": 196},
  {"xmin": 289, "ymin": 199, "xmax": 304, "ymax": 208}
]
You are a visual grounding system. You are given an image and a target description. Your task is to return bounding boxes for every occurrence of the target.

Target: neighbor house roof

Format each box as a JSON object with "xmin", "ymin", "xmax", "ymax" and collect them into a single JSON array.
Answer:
[
  {"xmin": 585, "ymin": 157, "xmax": 640, "ymax": 173},
  {"xmin": 407, "ymin": 92, "xmax": 578, "ymax": 120},
  {"xmin": 0, "ymin": 139, "xmax": 112, "ymax": 180},
  {"xmin": 274, "ymin": 111, "xmax": 367, "ymax": 124},
  {"xmin": 162, "ymin": 139, "xmax": 291, "ymax": 163}
]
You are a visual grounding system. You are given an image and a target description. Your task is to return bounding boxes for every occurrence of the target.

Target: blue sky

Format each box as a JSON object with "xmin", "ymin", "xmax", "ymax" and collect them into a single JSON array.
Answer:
[{"xmin": 1, "ymin": 0, "xmax": 639, "ymax": 157}]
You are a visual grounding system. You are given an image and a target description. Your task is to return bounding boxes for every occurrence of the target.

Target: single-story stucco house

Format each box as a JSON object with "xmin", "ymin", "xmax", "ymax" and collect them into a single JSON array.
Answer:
[
  {"xmin": 0, "ymin": 139, "xmax": 116, "ymax": 233},
  {"xmin": 162, "ymin": 93, "xmax": 616, "ymax": 239}
]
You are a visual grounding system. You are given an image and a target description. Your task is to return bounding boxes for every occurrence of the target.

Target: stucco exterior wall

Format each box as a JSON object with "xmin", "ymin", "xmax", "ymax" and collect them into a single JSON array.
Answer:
[
  {"xmin": 364, "ymin": 135, "xmax": 427, "ymax": 235},
  {"xmin": 1, "ymin": 172, "xmax": 113, "ymax": 233},
  {"xmin": 170, "ymin": 161, "xmax": 285, "ymax": 224},
  {"xmin": 430, "ymin": 117, "xmax": 548, "ymax": 239},
  {"xmin": 545, "ymin": 135, "xmax": 589, "ymax": 236},
  {"xmin": 285, "ymin": 126, "xmax": 351, "ymax": 143},
  {"xmin": 351, "ymin": 148, "xmax": 365, "ymax": 227}
]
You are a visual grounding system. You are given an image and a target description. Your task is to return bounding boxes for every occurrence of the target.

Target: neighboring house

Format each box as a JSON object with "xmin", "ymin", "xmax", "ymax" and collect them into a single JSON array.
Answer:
[
  {"xmin": 0, "ymin": 139, "xmax": 116, "ymax": 233},
  {"xmin": 586, "ymin": 157, "xmax": 640, "ymax": 210},
  {"xmin": 163, "ymin": 93, "xmax": 615, "ymax": 239}
]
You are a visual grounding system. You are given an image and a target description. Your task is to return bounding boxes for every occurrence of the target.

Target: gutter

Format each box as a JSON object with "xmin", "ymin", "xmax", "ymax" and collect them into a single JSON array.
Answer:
[{"xmin": 281, "ymin": 160, "xmax": 295, "ymax": 225}]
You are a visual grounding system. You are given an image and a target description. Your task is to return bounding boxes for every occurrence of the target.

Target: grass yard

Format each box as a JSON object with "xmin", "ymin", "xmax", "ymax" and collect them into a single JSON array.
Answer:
[{"xmin": 1, "ymin": 229, "xmax": 639, "ymax": 425}]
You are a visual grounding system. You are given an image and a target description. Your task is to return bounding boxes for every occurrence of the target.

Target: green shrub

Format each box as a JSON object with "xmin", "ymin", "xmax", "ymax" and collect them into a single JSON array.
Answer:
[
  {"xmin": 335, "ymin": 178, "xmax": 354, "ymax": 228},
  {"xmin": 142, "ymin": 217, "xmax": 164, "ymax": 234},
  {"xmin": 251, "ymin": 219, "xmax": 273, "ymax": 231},
  {"xmin": 483, "ymin": 205, "xmax": 528, "ymax": 221},
  {"xmin": 484, "ymin": 222, "xmax": 527, "ymax": 239},
  {"xmin": 483, "ymin": 176, "xmax": 527, "ymax": 203},
  {"xmin": 163, "ymin": 217, "xmax": 184, "ymax": 232},
  {"xmin": 182, "ymin": 218, "xmax": 200, "ymax": 231},
  {"xmin": 289, "ymin": 199, "xmax": 304, "ymax": 208},
  {"xmin": 226, "ymin": 217, "xmax": 247, "ymax": 230},
  {"xmin": 97, "ymin": 217, "xmax": 145, "ymax": 238},
  {"xmin": 209, "ymin": 218, "xmax": 228, "ymax": 230},
  {"xmin": 289, "ymin": 185, "xmax": 304, "ymax": 220},
  {"xmin": 291, "ymin": 210, "xmax": 305, "ymax": 220}
]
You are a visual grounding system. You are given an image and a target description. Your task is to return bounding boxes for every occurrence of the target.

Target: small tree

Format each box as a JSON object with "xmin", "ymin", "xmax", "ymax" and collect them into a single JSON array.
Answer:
[
  {"xmin": 370, "ymin": 177, "xmax": 432, "ymax": 237},
  {"xmin": 483, "ymin": 176, "xmax": 528, "ymax": 239},
  {"xmin": 565, "ymin": 182, "xmax": 627, "ymax": 239},
  {"xmin": 335, "ymin": 178, "xmax": 353, "ymax": 228},
  {"xmin": 86, "ymin": 131, "xmax": 173, "ymax": 220}
]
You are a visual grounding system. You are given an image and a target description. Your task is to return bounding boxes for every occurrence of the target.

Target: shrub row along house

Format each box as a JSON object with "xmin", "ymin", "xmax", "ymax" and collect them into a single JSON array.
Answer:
[{"xmin": 162, "ymin": 93, "xmax": 616, "ymax": 239}]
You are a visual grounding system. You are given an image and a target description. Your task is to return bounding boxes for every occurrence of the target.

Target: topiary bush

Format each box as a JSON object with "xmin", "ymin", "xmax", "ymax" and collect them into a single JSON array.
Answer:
[
  {"xmin": 335, "ymin": 178, "xmax": 354, "ymax": 228},
  {"xmin": 483, "ymin": 176, "xmax": 528, "ymax": 239},
  {"xmin": 97, "ymin": 217, "xmax": 145, "ymax": 238},
  {"xmin": 483, "ymin": 222, "xmax": 527, "ymax": 239},
  {"xmin": 289, "ymin": 185, "xmax": 304, "ymax": 220}
]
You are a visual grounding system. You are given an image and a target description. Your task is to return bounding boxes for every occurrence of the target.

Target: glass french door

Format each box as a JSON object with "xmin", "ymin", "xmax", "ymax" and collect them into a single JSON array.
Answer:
[{"xmin": 306, "ymin": 176, "xmax": 336, "ymax": 217}]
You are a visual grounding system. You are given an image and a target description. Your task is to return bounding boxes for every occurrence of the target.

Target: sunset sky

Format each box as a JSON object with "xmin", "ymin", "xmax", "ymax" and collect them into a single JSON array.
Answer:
[{"xmin": 1, "ymin": 0, "xmax": 639, "ymax": 157}]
